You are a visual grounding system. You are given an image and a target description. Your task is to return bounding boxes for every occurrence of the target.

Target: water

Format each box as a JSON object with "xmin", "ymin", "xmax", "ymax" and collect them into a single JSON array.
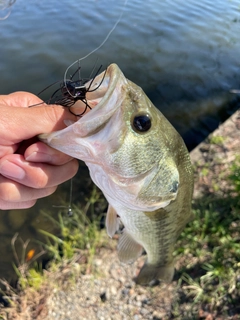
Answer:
[
  {"xmin": 0, "ymin": 0, "xmax": 240, "ymax": 144},
  {"xmin": 0, "ymin": 0, "xmax": 239, "ymax": 283}
]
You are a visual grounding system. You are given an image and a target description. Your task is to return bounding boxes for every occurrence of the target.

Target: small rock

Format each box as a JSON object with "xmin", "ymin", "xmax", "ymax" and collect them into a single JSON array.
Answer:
[
  {"xmin": 140, "ymin": 308, "xmax": 150, "ymax": 316},
  {"xmin": 94, "ymin": 259, "xmax": 102, "ymax": 266},
  {"xmin": 110, "ymin": 285, "xmax": 118, "ymax": 295},
  {"xmin": 100, "ymin": 292, "xmax": 107, "ymax": 302}
]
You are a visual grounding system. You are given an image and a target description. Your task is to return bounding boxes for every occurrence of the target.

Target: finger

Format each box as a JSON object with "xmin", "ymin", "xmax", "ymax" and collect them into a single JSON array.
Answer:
[
  {"xmin": 0, "ymin": 91, "xmax": 44, "ymax": 108},
  {"xmin": 0, "ymin": 175, "xmax": 57, "ymax": 210},
  {"xmin": 0, "ymin": 199, "xmax": 37, "ymax": 210},
  {"xmin": 0, "ymin": 144, "xmax": 19, "ymax": 157},
  {"xmin": 0, "ymin": 154, "xmax": 79, "ymax": 189},
  {"xmin": 24, "ymin": 141, "xmax": 74, "ymax": 165},
  {"xmin": 0, "ymin": 101, "xmax": 77, "ymax": 144}
]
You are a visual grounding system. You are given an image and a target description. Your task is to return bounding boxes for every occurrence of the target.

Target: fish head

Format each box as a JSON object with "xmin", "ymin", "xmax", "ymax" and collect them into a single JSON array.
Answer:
[{"xmin": 40, "ymin": 64, "xmax": 181, "ymax": 211}]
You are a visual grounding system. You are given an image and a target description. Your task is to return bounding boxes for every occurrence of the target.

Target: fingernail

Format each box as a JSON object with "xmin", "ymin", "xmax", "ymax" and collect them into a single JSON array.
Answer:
[
  {"xmin": 25, "ymin": 151, "xmax": 52, "ymax": 162},
  {"xmin": 0, "ymin": 160, "xmax": 26, "ymax": 180}
]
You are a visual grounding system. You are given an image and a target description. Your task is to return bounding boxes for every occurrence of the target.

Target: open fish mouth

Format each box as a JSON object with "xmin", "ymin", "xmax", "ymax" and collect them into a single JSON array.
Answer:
[
  {"xmin": 39, "ymin": 64, "xmax": 130, "ymax": 162},
  {"xmin": 65, "ymin": 64, "xmax": 127, "ymax": 136},
  {"xmin": 39, "ymin": 64, "xmax": 127, "ymax": 144}
]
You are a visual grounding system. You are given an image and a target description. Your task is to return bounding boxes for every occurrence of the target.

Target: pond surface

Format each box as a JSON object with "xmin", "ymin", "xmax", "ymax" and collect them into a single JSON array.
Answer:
[{"xmin": 0, "ymin": 0, "xmax": 239, "ymax": 284}]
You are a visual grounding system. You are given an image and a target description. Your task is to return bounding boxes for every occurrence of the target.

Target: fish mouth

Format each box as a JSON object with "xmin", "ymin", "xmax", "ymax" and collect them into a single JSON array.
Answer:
[
  {"xmin": 67, "ymin": 63, "xmax": 127, "ymax": 137},
  {"xmin": 39, "ymin": 64, "xmax": 127, "ymax": 149},
  {"xmin": 39, "ymin": 63, "xmax": 132, "ymax": 168}
]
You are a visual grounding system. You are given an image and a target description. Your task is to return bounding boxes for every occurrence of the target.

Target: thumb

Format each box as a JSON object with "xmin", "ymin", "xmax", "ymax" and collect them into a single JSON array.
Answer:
[{"xmin": 0, "ymin": 103, "xmax": 77, "ymax": 143}]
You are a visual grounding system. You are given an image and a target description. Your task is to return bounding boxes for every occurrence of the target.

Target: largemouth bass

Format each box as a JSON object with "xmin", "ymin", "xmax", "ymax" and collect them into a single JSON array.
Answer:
[{"xmin": 40, "ymin": 64, "xmax": 194, "ymax": 285}]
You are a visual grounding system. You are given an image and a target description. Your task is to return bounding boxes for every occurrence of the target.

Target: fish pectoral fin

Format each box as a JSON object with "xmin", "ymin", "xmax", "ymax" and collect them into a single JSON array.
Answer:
[
  {"xmin": 106, "ymin": 205, "xmax": 120, "ymax": 238},
  {"xmin": 117, "ymin": 230, "xmax": 143, "ymax": 264},
  {"xmin": 135, "ymin": 261, "xmax": 175, "ymax": 285}
]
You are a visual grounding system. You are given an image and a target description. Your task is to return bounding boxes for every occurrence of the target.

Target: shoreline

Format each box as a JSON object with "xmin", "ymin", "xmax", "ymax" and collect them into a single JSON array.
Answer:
[{"xmin": 190, "ymin": 109, "xmax": 240, "ymax": 198}]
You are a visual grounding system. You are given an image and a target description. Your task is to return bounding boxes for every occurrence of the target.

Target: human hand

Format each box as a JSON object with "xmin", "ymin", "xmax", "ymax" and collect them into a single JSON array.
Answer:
[{"xmin": 0, "ymin": 91, "xmax": 79, "ymax": 210}]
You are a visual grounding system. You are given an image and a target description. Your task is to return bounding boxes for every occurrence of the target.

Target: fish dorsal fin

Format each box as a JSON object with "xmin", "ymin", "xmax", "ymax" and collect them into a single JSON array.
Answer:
[
  {"xmin": 106, "ymin": 205, "xmax": 120, "ymax": 238},
  {"xmin": 117, "ymin": 230, "xmax": 143, "ymax": 264}
]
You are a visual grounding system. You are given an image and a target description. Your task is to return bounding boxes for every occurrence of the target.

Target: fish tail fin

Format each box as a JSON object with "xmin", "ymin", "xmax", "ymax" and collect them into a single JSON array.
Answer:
[{"xmin": 135, "ymin": 262, "xmax": 175, "ymax": 285}]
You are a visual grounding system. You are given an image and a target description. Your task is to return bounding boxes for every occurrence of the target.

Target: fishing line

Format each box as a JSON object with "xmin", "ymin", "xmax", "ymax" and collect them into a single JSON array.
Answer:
[
  {"xmin": 67, "ymin": 178, "xmax": 73, "ymax": 217},
  {"xmin": 0, "ymin": 0, "xmax": 16, "ymax": 20},
  {"xmin": 64, "ymin": 0, "xmax": 128, "ymax": 97},
  {"xmin": 52, "ymin": 178, "xmax": 73, "ymax": 216},
  {"xmin": 52, "ymin": 0, "xmax": 128, "ymax": 215}
]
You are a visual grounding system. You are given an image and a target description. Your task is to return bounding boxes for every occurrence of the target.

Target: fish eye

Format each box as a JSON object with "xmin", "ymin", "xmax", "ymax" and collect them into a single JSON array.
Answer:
[{"xmin": 132, "ymin": 114, "xmax": 152, "ymax": 133}]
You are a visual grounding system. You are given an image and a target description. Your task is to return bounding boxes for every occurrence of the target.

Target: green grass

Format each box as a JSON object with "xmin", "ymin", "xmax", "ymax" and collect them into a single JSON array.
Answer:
[
  {"xmin": 0, "ymin": 186, "xmax": 106, "ymax": 318},
  {"xmin": 173, "ymin": 158, "xmax": 240, "ymax": 318},
  {"xmin": 209, "ymin": 135, "xmax": 225, "ymax": 145},
  {"xmin": 229, "ymin": 156, "xmax": 240, "ymax": 194},
  {"xmin": 39, "ymin": 208, "xmax": 102, "ymax": 263},
  {"xmin": 4, "ymin": 186, "xmax": 105, "ymax": 294}
]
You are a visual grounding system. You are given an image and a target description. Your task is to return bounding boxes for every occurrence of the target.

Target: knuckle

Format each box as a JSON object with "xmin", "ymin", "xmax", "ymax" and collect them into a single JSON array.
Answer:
[{"xmin": 44, "ymin": 105, "xmax": 61, "ymax": 124}]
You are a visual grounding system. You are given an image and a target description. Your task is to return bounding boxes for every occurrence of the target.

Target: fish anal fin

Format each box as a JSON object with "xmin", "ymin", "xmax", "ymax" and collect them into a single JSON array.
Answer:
[
  {"xmin": 135, "ymin": 261, "xmax": 175, "ymax": 285},
  {"xmin": 106, "ymin": 205, "xmax": 120, "ymax": 238},
  {"xmin": 117, "ymin": 230, "xmax": 142, "ymax": 264}
]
